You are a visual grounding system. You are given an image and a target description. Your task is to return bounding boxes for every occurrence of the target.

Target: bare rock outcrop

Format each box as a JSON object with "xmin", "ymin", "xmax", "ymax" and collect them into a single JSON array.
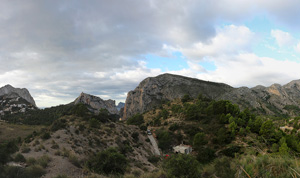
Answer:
[
  {"xmin": 123, "ymin": 73, "xmax": 233, "ymax": 119},
  {"xmin": 0, "ymin": 84, "xmax": 36, "ymax": 107},
  {"xmin": 123, "ymin": 74, "xmax": 300, "ymax": 119},
  {"xmin": 74, "ymin": 92, "xmax": 118, "ymax": 114}
]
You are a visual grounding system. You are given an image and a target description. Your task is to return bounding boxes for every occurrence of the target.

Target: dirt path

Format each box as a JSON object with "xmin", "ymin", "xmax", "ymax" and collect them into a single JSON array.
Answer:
[{"xmin": 148, "ymin": 135, "xmax": 160, "ymax": 156}]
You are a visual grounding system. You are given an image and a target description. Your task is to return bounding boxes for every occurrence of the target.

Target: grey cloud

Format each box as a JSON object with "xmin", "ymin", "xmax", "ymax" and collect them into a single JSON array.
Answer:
[{"xmin": 1, "ymin": 0, "xmax": 300, "ymax": 107}]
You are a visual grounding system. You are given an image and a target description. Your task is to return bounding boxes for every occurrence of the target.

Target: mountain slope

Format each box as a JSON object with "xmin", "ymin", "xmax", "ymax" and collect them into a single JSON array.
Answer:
[
  {"xmin": 123, "ymin": 73, "xmax": 234, "ymax": 119},
  {"xmin": 74, "ymin": 92, "xmax": 118, "ymax": 115},
  {"xmin": 124, "ymin": 74, "xmax": 300, "ymax": 119}
]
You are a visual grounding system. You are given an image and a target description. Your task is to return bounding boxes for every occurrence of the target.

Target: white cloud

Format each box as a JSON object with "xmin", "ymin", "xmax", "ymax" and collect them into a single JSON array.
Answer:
[
  {"xmin": 166, "ymin": 25, "xmax": 255, "ymax": 62},
  {"xmin": 2, "ymin": 0, "xmax": 300, "ymax": 107},
  {"xmin": 271, "ymin": 29, "xmax": 295, "ymax": 47}
]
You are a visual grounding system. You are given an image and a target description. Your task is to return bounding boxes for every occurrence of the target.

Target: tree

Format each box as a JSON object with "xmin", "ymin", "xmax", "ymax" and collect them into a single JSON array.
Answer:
[
  {"xmin": 193, "ymin": 132, "xmax": 208, "ymax": 149},
  {"xmin": 279, "ymin": 137, "xmax": 290, "ymax": 155},
  {"xmin": 181, "ymin": 94, "xmax": 191, "ymax": 103},
  {"xmin": 157, "ymin": 130, "xmax": 172, "ymax": 151},
  {"xmin": 163, "ymin": 154, "xmax": 201, "ymax": 178},
  {"xmin": 259, "ymin": 120, "xmax": 275, "ymax": 141}
]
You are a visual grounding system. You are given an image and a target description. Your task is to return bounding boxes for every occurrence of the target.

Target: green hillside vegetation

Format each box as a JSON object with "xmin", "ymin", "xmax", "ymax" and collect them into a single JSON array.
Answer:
[
  {"xmin": 2, "ymin": 96, "xmax": 300, "ymax": 177},
  {"xmin": 129, "ymin": 93, "xmax": 300, "ymax": 178}
]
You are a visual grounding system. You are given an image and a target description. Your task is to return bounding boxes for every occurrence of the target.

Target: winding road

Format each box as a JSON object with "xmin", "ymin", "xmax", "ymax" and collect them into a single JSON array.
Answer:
[{"xmin": 148, "ymin": 135, "xmax": 161, "ymax": 155}]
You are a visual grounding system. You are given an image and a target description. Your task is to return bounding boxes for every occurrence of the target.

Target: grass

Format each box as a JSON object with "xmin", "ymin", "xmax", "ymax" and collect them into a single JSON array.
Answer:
[{"xmin": 0, "ymin": 122, "xmax": 44, "ymax": 142}]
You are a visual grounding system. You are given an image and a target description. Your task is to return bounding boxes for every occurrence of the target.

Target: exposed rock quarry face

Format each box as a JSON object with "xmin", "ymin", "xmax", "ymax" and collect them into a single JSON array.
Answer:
[
  {"xmin": 123, "ymin": 73, "xmax": 233, "ymax": 119},
  {"xmin": 0, "ymin": 84, "xmax": 36, "ymax": 107},
  {"xmin": 123, "ymin": 74, "xmax": 300, "ymax": 119},
  {"xmin": 74, "ymin": 92, "xmax": 118, "ymax": 115}
]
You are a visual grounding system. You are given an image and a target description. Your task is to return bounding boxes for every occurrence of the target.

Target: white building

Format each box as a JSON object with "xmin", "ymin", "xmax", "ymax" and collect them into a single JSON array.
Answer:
[{"xmin": 173, "ymin": 144, "xmax": 192, "ymax": 154}]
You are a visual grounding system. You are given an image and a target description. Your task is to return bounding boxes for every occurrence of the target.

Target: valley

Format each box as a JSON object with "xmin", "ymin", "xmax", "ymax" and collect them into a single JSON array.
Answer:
[{"xmin": 1, "ymin": 74, "xmax": 300, "ymax": 177}]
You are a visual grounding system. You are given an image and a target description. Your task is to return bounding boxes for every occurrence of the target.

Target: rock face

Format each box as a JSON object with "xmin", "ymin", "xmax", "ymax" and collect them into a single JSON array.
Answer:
[
  {"xmin": 0, "ymin": 85, "xmax": 36, "ymax": 107},
  {"xmin": 219, "ymin": 80, "xmax": 300, "ymax": 116},
  {"xmin": 74, "ymin": 92, "xmax": 118, "ymax": 115},
  {"xmin": 123, "ymin": 74, "xmax": 300, "ymax": 119},
  {"xmin": 116, "ymin": 102, "xmax": 125, "ymax": 111},
  {"xmin": 0, "ymin": 84, "xmax": 37, "ymax": 117},
  {"xmin": 123, "ymin": 73, "xmax": 233, "ymax": 119}
]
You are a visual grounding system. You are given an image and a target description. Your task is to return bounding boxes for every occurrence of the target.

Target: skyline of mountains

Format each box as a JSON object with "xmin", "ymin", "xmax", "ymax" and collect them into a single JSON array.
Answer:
[{"xmin": 3, "ymin": 73, "xmax": 300, "ymax": 118}]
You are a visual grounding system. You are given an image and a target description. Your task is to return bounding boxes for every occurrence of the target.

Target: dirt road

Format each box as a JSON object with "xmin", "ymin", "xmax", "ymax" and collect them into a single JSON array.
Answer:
[{"xmin": 148, "ymin": 135, "xmax": 160, "ymax": 155}]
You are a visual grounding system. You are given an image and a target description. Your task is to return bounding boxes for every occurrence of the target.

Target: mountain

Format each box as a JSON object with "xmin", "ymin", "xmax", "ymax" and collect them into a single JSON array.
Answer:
[
  {"xmin": 0, "ymin": 85, "xmax": 36, "ymax": 117},
  {"xmin": 0, "ymin": 85, "xmax": 36, "ymax": 106},
  {"xmin": 219, "ymin": 80, "xmax": 300, "ymax": 116},
  {"xmin": 123, "ymin": 73, "xmax": 300, "ymax": 119},
  {"xmin": 116, "ymin": 102, "xmax": 125, "ymax": 111},
  {"xmin": 123, "ymin": 73, "xmax": 233, "ymax": 119},
  {"xmin": 74, "ymin": 92, "xmax": 118, "ymax": 114}
]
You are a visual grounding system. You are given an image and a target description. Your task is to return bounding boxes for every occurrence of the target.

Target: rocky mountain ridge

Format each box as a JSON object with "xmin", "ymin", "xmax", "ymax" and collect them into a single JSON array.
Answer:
[
  {"xmin": 123, "ymin": 73, "xmax": 300, "ymax": 119},
  {"xmin": 0, "ymin": 85, "xmax": 36, "ymax": 117},
  {"xmin": 74, "ymin": 92, "xmax": 119, "ymax": 115},
  {"xmin": 123, "ymin": 73, "xmax": 233, "ymax": 119}
]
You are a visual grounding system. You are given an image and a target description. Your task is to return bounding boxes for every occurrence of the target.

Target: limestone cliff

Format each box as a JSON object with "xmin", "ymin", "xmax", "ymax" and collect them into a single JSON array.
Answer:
[
  {"xmin": 0, "ymin": 84, "xmax": 37, "ymax": 117},
  {"xmin": 123, "ymin": 73, "xmax": 233, "ymax": 119},
  {"xmin": 0, "ymin": 84, "xmax": 36, "ymax": 107},
  {"xmin": 219, "ymin": 80, "xmax": 300, "ymax": 116},
  {"xmin": 123, "ymin": 74, "xmax": 300, "ymax": 119},
  {"xmin": 74, "ymin": 92, "xmax": 118, "ymax": 115}
]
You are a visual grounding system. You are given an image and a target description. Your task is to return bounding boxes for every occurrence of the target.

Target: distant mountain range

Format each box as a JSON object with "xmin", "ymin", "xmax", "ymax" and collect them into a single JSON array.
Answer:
[
  {"xmin": 123, "ymin": 73, "xmax": 300, "ymax": 119},
  {"xmin": 3, "ymin": 73, "xmax": 300, "ymax": 119}
]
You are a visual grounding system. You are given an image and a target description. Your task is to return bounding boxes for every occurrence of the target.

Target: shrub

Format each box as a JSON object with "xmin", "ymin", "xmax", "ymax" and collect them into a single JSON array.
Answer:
[
  {"xmin": 131, "ymin": 132, "xmax": 139, "ymax": 142},
  {"xmin": 89, "ymin": 118, "xmax": 100, "ymax": 128},
  {"xmin": 25, "ymin": 165, "xmax": 46, "ymax": 178},
  {"xmin": 14, "ymin": 153, "xmax": 26, "ymax": 162},
  {"xmin": 37, "ymin": 154, "xmax": 51, "ymax": 168},
  {"xmin": 163, "ymin": 154, "xmax": 201, "ymax": 178},
  {"xmin": 69, "ymin": 154, "xmax": 81, "ymax": 167},
  {"xmin": 156, "ymin": 130, "xmax": 172, "ymax": 151},
  {"xmin": 86, "ymin": 148, "xmax": 128, "ymax": 175},
  {"xmin": 147, "ymin": 155, "xmax": 160, "ymax": 164},
  {"xmin": 181, "ymin": 94, "xmax": 191, "ymax": 103},
  {"xmin": 127, "ymin": 114, "xmax": 144, "ymax": 126},
  {"xmin": 41, "ymin": 132, "xmax": 51, "ymax": 140}
]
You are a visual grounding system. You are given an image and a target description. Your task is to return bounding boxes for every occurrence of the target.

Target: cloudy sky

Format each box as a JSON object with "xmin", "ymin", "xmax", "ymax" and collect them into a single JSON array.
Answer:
[{"xmin": 1, "ymin": 0, "xmax": 300, "ymax": 108}]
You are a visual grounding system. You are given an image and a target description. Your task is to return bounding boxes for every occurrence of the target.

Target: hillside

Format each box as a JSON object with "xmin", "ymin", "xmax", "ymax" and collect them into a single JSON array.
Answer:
[
  {"xmin": 124, "ymin": 73, "xmax": 233, "ymax": 119},
  {"xmin": 124, "ymin": 73, "xmax": 300, "ymax": 119}
]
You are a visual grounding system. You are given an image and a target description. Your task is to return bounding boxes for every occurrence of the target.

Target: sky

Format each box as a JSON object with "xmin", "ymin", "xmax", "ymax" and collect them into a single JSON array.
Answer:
[{"xmin": 1, "ymin": 0, "xmax": 300, "ymax": 108}]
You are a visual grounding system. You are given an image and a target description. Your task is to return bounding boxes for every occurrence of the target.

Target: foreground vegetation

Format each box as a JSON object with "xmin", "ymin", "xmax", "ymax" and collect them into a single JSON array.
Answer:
[{"xmin": 2, "ymin": 95, "xmax": 300, "ymax": 177}]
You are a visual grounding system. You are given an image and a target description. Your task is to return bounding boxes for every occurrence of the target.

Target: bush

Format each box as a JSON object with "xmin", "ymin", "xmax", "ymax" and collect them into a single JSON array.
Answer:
[
  {"xmin": 41, "ymin": 132, "xmax": 51, "ymax": 140},
  {"xmin": 89, "ymin": 118, "xmax": 100, "ymax": 128},
  {"xmin": 169, "ymin": 123, "xmax": 180, "ymax": 131},
  {"xmin": 25, "ymin": 165, "xmax": 46, "ymax": 178},
  {"xmin": 69, "ymin": 154, "xmax": 81, "ymax": 167},
  {"xmin": 37, "ymin": 155, "xmax": 51, "ymax": 168},
  {"xmin": 147, "ymin": 155, "xmax": 160, "ymax": 164},
  {"xmin": 50, "ymin": 119, "xmax": 67, "ymax": 131},
  {"xmin": 156, "ymin": 130, "xmax": 172, "ymax": 151},
  {"xmin": 14, "ymin": 153, "xmax": 26, "ymax": 162},
  {"xmin": 131, "ymin": 132, "xmax": 139, "ymax": 142},
  {"xmin": 163, "ymin": 154, "xmax": 201, "ymax": 178},
  {"xmin": 181, "ymin": 94, "xmax": 191, "ymax": 103},
  {"xmin": 127, "ymin": 114, "xmax": 144, "ymax": 126},
  {"xmin": 86, "ymin": 148, "xmax": 128, "ymax": 175},
  {"xmin": 220, "ymin": 146, "xmax": 242, "ymax": 158}
]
